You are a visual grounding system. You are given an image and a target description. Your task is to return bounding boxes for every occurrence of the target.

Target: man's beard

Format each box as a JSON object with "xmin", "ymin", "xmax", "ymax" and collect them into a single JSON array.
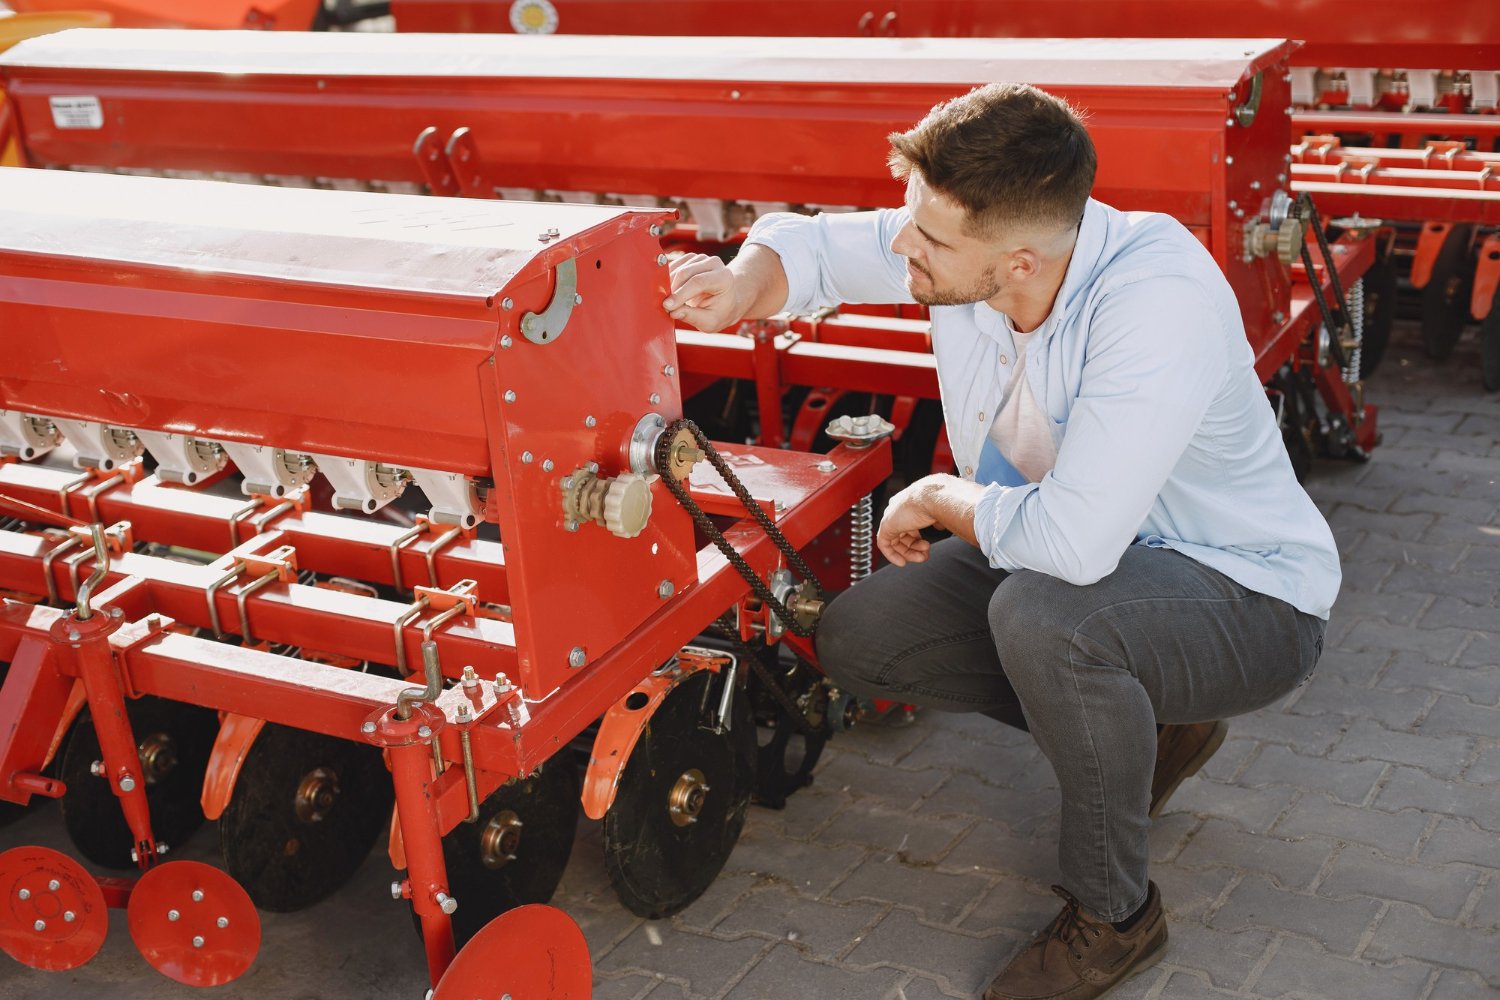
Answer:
[{"xmin": 905, "ymin": 260, "xmax": 1003, "ymax": 306}]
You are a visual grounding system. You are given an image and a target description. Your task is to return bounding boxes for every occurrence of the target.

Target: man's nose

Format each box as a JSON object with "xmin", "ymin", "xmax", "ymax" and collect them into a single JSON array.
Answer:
[{"xmin": 890, "ymin": 221, "xmax": 918, "ymax": 260}]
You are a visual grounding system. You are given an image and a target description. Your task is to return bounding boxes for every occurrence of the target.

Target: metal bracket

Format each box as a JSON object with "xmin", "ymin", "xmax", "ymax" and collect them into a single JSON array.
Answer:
[
  {"xmin": 412, "ymin": 126, "xmax": 459, "ymax": 197},
  {"xmin": 520, "ymin": 258, "xmax": 578, "ymax": 345},
  {"xmin": 1233, "ymin": 71, "xmax": 1263, "ymax": 128}
]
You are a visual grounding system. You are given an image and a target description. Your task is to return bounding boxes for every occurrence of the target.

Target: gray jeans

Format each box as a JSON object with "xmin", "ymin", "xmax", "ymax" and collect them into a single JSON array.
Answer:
[{"xmin": 815, "ymin": 537, "xmax": 1325, "ymax": 922}]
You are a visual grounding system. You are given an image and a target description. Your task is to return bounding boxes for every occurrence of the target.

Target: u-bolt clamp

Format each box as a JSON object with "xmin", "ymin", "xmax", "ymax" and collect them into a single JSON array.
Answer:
[{"xmin": 73, "ymin": 524, "xmax": 110, "ymax": 621}]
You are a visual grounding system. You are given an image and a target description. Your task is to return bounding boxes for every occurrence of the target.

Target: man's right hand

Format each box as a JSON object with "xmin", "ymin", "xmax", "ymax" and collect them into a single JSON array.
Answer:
[{"xmin": 664, "ymin": 253, "xmax": 743, "ymax": 332}]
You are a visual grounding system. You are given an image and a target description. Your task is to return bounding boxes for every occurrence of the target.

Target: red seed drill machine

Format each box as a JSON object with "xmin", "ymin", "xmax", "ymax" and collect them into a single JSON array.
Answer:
[
  {"xmin": 0, "ymin": 27, "xmax": 1381, "ymax": 995},
  {"xmin": 0, "ymin": 165, "xmax": 893, "ymax": 994}
]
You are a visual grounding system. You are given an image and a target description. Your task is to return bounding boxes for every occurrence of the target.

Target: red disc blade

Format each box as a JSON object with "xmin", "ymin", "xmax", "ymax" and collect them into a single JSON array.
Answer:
[
  {"xmin": 434, "ymin": 903, "xmax": 591, "ymax": 1000},
  {"xmin": 127, "ymin": 860, "xmax": 260, "ymax": 987},
  {"xmin": 0, "ymin": 845, "xmax": 108, "ymax": 971}
]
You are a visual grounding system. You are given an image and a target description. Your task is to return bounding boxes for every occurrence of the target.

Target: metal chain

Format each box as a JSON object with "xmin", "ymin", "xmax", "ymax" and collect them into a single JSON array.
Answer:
[
  {"xmin": 709, "ymin": 618, "xmax": 819, "ymax": 736},
  {"xmin": 1295, "ymin": 193, "xmax": 1352, "ymax": 371},
  {"xmin": 655, "ymin": 418, "xmax": 821, "ymax": 637}
]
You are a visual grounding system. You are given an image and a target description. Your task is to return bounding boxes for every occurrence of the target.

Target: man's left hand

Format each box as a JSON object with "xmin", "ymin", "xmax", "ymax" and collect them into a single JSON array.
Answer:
[{"xmin": 877, "ymin": 475, "xmax": 987, "ymax": 567}]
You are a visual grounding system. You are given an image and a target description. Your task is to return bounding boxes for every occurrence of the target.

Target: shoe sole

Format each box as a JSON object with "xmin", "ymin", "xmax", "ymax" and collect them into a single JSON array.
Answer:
[{"xmin": 1149, "ymin": 720, "xmax": 1228, "ymax": 819}]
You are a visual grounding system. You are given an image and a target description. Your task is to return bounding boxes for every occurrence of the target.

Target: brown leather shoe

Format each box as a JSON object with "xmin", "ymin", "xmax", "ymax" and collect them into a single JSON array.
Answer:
[
  {"xmin": 1149, "ymin": 720, "xmax": 1228, "ymax": 818},
  {"xmin": 984, "ymin": 882, "xmax": 1166, "ymax": 1000}
]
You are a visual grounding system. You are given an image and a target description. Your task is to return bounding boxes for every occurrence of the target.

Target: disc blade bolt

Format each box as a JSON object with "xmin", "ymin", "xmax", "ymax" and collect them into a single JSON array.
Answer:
[
  {"xmin": 217, "ymin": 916, "xmax": 229, "ymax": 928},
  {"xmin": 192, "ymin": 936, "xmax": 205, "ymax": 949},
  {"xmin": 33, "ymin": 920, "xmax": 44, "ymax": 932},
  {"xmin": 47, "ymin": 879, "xmax": 59, "ymax": 891},
  {"xmin": 63, "ymin": 911, "xmax": 75, "ymax": 923},
  {"xmin": 191, "ymin": 889, "xmax": 204, "ymax": 902},
  {"xmin": 17, "ymin": 889, "xmax": 29, "ymax": 900},
  {"xmin": 168, "ymin": 909, "xmax": 180, "ymax": 922}
]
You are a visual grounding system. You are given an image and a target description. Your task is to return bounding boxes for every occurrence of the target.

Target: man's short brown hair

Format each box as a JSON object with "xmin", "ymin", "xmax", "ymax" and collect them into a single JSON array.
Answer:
[{"xmin": 888, "ymin": 83, "xmax": 1097, "ymax": 239}]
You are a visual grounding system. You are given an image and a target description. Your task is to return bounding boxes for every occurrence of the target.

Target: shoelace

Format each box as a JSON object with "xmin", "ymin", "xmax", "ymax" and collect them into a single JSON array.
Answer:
[{"xmin": 1042, "ymin": 885, "xmax": 1104, "ymax": 967}]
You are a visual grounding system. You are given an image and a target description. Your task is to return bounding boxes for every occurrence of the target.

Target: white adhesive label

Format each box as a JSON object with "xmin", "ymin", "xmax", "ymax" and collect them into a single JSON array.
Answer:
[{"xmin": 49, "ymin": 96, "xmax": 103, "ymax": 130}]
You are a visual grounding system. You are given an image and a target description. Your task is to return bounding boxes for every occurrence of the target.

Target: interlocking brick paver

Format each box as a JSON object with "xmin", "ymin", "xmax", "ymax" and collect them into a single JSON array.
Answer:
[
  {"xmin": 958, "ymin": 876, "xmax": 1070, "ymax": 937},
  {"xmin": 1337, "ymin": 617, "xmax": 1472, "ymax": 661},
  {"xmin": 1430, "ymin": 970, "xmax": 1500, "ymax": 1000},
  {"xmin": 1237, "ymin": 744, "xmax": 1386, "ymax": 804},
  {"xmin": 1174, "ymin": 819, "xmax": 1332, "ymax": 888},
  {"xmin": 595, "ymin": 921, "xmax": 768, "ymax": 995},
  {"xmin": 1378, "ymin": 652, "xmax": 1500, "ymax": 705},
  {"xmin": 1229, "ymin": 709, "xmax": 1346, "ymax": 755},
  {"xmin": 720, "ymin": 828, "xmax": 868, "ymax": 897},
  {"xmin": 1418, "ymin": 817, "xmax": 1500, "ymax": 867},
  {"xmin": 713, "ymin": 887, "xmax": 885, "ymax": 960},
  {"xmin": 1424, "ymin": 694, "xmax": 1500, "ymax": 741},
  {"xmin": 1162, "ymin": 920, "xmax": 1276, "ymax": 990},
  {"xmin": 1210, "ymin": 875, "xmax": 1382, "ymax": 955},
  {"xmin": 1364, "ymin": 902, "xmax": 1500, "ymax": 985},
  {"xmin": 816, "ymin": 804, "xmax": 972, "ymax": 864},
  {"xmin": 831, "ymin": 855, "xmax": 990, "ymax": 925},
  {"xmin": 1373, "ymin": 767, "xmax": 1500, "ymax": 831},
  {"xmin": 922, "ymin": 771, "xmax": 1060, "ymax": 830},
  {"xmin": 1420, "ymin": 597, "xmax": 1500, "ymax": 633},
  {"xmin": 896, "ymin": 728, "xmax": 1056, "ymax": 791},
  {"xmin": 1163, "ymin": 776, "xmax": 1296, "ymax": 832},
  {"xmin": 1288, "ymin": 676, "xmax": 1429, "ymax": 731},
  {"xmin": 721, "ymin": 944, "xmax": 906, "ymax": 1000},
  {"xmin": 813, "ymin": 747, "xmax": 949, "ymax": 806},
  {"xmin": 1248, "ymin": 938, "xmax": 1434, "ymax": 1000},
  {"xmin": 1318, "ymin": 845, "xmax": 1481, "ymax": 920},
  {"xmin": 847, "ymin": 909, "xmax": 1013, "ymax": 997},
  {"xmin": 938, "ymin": 818, "xmax": 1061, "ymax": 882},
  {"xmin": 1328, "ymin": 719, "xmax": 1474, "ymax": 779},
  {"xmin": 1272, "ymin": 793, "xmax": 1428, "ymax": 858}
]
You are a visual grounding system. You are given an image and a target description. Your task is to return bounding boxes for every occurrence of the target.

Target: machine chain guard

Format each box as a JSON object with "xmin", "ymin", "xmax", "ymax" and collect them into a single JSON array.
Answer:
[
  {"xmin": 433, "ymin": 904, "xmax": 591, "ymax": 1000},
  {"xmin": 0, "ymin": 846, "xmax": 108, "ymax": 971},
  {"xmin": 602, "ymin": 670, "xmax": 755, "ymax": 919},
  {"xmin": 127, "ymin": 860, "xmax": 260, "ymax": 987}
]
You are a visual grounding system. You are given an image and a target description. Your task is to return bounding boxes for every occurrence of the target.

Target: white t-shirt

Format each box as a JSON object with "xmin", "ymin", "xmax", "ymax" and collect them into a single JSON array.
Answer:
[{"xmin": 987, "ymin": 326, "xmax": 1058, "ymax": 483}]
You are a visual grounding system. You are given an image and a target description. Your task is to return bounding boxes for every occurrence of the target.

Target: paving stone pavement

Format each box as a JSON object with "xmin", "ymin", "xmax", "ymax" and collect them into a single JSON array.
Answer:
[{"xmin": 0, "ymin": 318, "xmax": 1495, "ymax": 999}]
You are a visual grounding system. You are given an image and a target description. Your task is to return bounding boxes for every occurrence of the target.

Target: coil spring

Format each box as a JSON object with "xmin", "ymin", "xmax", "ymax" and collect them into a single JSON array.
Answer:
[
  {"xmin": 849, "ymin": 494, "xmax": 874, "ymax": 586},
  {"xmin": 1343, "ymin": 278, "xmax": 1364, "ymax": 385}
]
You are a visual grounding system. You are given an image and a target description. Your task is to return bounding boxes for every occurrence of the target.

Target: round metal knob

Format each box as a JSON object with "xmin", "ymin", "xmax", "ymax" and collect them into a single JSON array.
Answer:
[{"xmin": 601, "ymin": 474, "xmax": 653, "ymax": 539}]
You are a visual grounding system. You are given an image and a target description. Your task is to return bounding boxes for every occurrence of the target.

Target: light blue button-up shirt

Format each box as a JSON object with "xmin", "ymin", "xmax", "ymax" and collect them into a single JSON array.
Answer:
[{"xmin": 748, "ymin": 199, "xmax": 1340, "ymax": 619}]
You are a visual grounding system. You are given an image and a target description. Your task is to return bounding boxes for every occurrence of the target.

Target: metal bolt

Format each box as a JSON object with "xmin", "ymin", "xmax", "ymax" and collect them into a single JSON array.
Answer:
[
  {"xmin": 501, "ymin": 297, "xmax": 514, "ymax": 311},
  {"xmin": 1234, "ymin": 208, "xmax": 1245, "ymax": 218},
  {"xmin": 1225, "ymin": 117, "xmax": 1235, "ymax": 127},
  {"xmin": 33, "ymin": 920, "xmax": 44, "ymax": 932},
  {"xmin": 417, "ymin": 725, "xmax": 433, "ymax": 739},
  {"xmin": 109, "ymin": 606, "xmax": 124, "ymax": 619},
  {"xmin": 1285, "ymin": 106, "xmax": 1294, "ymax": 115},
  {"xmin": 656, "ymin": 253, "xmax": 668, "ymax": 266},
  {"xmin": 1272, "ymin": 310, "xmax": 1287, "ymax": 324},
  {"xmin": 504, "ymin": 390, "xmax": 517, "ymax": 403},
  {"xmin": 192, "ymin": 936, "xmax": 205, "ymax": 949},
  {"xmin": 493, "ymin": 673, "xmax": 514, "ymax": 695},
  {"xmin": 435, "ymin": 892, "xmax": 458, "ymax": 915},
  {"xmin": 662, "ymin": 364, "xmax": 675, "ymax": 376},
  {"xmin": 119, "ymin": 776, "xmax": 136, "ymax": 793},
  {"xmin": 1227, "ymin": 200, "xmax": 1238, "ymax": 210},
  {"xmin": 456, "ymin": 703, "xmax": 471, "ymax": 722},
  {"xmin": 568, "ymin": 646, "xmax": 586, "ymax": 668},
  {"xmin": 817, "ymin": 459, "xmax": 836, "ymax": 473},
  {"xmin": 1250, "ymin": 180, "xmax": 1261, "ymax": 190},
  {"xmin": 584, "ymin": 415, "xmax": 596, "ymax": 428},
  {"xmin": 361, "ymin": 720, "xmax": 377, "ymax": 734},
  {"xmin": 147, "ymin": 614, "xmax": 162, "ymax": 630},
  {"xmin": 157, "ymin": 842, "xmax": 170, "ymax": 855},
  {"xmin": 217, "ymin": 916, "xmax": 229, "ymax": 929},
  {"xmin": 63, "ymin": 911, "xmax": 75, "ymax": 923},
  {"xmin": 649, "ymin": 393, "xmax": 661, "ymax": 405},
  {"xmin": 18, "ymin": 889, "xmax": 29, "ymax": 901},
  {"xmin": 657, "ymin": 580, "xmax": 675, "ymax": 600},
  {"xmin": 391, "ymin": 881, "xmax": 404, "ymax": 900},
  {"xmin": 66, "ymin": 628, "xmax": 80, "ymax": 642},
  {"xmin": 1225, "ymin": 155, "xmax": 1234, "ymax": 165},
  {"xmin": 461, "ymin": 665, "xmax": 479, "ymax": 689},
  {"xmin": 192, "ymin": 889, "xmax": 204, "ymax": 903},
  {"xmin": 587, "ymin": 461, "xmax": 599, "ymax": 473},
  {"xmin": 729, "ymin": 89, "xmax": 742, "ymax": 100},
  {"xmin": 48, "ymin": 879, "xmax": 59, "ymax": 891},
  {"xmin": 520, "ymin": 451, "xmax": 533, "ymax": 464},
  {"xmin": 500, "ymin": 335, "xmax": 513, "ymax": 349},
  {"xmin": 1276, "ymin": 173, "xmax": 1288, "ymax": 184},
  {"xmin": 90, "ymin": 760, "xmax": 105, "ymax": 777},
  {"xmin": 574, "ymin": 293, "xmax": 583, "ymax": 305},
  {"xmin": 542, "ymin": 459, "xmax": 554, "ymax": 472},
  {"xmin": 168, "ymin": 909, "xmax": 180, "ymax": 922},
  {"xmin": 649, "ymin": 224, "xmax": 662, "ymax": 237}
]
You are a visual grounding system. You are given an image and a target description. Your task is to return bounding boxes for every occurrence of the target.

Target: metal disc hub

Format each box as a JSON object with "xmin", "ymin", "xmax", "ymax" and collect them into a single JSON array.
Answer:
[
  {"xmin": 667, "ymin": 769, "xmax": 709, "ymax": 827},
  {"xmin": 0, "ymin": 846, "xmax": 107, "ymax": 972},
  {"xmin": 127, "ymin": 860, "xmax": 260, "ymax": 987}
]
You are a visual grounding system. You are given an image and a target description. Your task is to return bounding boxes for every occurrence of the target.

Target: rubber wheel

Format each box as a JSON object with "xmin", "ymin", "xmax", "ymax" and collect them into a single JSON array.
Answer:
[
  {"xmin": 603, "ymin": 669, "xmax": 755, "ymax": 919},
  {"xmin": 60, "ymin": 697, "xmax": 220, "ymax": 869},
  {"xmin": 1358, "ymin": 253, "xmax": 1397, "ymax": 379},
  {"xmin": 1421, "ymin": 224, "xmax": 1475, "ymax": 361},
  {"xmin": 421, "ymin": 760, "xmax": 580, "ymax": 948},
  {"xmin": 1482, "ymin": 307, "xmax": 1500, "ymax": 393},
  {"xmin": 219, "ymin": 724, "xmax": 393, "ymax": 912}
]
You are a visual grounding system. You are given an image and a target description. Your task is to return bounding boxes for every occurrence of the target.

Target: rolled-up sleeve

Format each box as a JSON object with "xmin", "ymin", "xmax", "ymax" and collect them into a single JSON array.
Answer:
[
  {"xmin": 974, "ymin": 275, "xmax": 1228, "ymax": 585},
  {"xmin": 745, "ymin": 209, "xmax": 915, "ymax": 313}
]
